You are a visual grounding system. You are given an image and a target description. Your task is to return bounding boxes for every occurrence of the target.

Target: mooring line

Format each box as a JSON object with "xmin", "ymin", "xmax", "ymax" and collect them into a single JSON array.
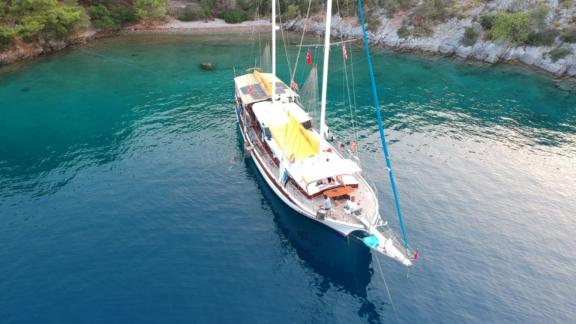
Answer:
[{"xmin": 374, "ymin": 253, "xmax": 402, "ymax": 323}]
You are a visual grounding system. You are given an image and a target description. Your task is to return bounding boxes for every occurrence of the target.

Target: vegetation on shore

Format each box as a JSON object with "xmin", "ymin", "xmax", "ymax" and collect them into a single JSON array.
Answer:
[
  {"xmin": 0, "ymin": 0, "xmax": 167, "ymax": 51},
  {"xmin": 1, "ymin": 0, "xmax": 575, "ymax": 73}
]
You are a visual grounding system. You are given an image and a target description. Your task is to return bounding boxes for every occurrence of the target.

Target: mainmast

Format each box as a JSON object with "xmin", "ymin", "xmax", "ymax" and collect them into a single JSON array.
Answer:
[
  {"xmin": 271, "ymin": 0, "xmax": 276, "ymax": 106},
  {"xmin": 319, "ymin": 0, "xmax": 333, "ymax": 140}
]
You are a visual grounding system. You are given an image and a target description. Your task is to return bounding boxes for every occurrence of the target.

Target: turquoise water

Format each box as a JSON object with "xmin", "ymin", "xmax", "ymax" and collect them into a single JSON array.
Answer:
[{"xmin": 1, "ymin": 34, "xmax": 575, "ymax": 323}]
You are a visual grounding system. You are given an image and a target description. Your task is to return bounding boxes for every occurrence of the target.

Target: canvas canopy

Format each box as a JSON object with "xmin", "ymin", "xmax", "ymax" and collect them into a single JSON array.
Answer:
[
  {"xmin": 295, "ymin": 157, "xmax": 362, "ymax": 185},
  {"xmin": 268, "ymin": 114, "xmax": 319, "ymax": 161}
]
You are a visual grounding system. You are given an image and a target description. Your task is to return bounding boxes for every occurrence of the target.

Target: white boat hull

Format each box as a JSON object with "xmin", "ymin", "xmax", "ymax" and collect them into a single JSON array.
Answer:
[
  {"xmin": 236, "ymin": 105, "xmax": 364, "ymax": 236},
  {"xmin": 234, "ymin": 102, "xmax": 414, "ymax": 267}
]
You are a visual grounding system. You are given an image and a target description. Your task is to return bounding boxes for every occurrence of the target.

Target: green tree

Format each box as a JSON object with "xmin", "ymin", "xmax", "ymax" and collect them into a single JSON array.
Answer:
[
  {"xmin": 8, "ymin": 0, "xmax": 82, "ymax": 40},
  {"xmin": 488, "ymin": 11, "xmax": 532, "ymax": 44},
  {"xmin": 286, "ymin": 4, "xmax": 299, "ymax": 19},
  {"xmin": 112, "ymin": 4, "xmax": 138, "ymax": 25},
  {"xmin": 0, "ymin": 0, "xmax": 7, "ymax": 20},
  {"xmin": 200, "ymin": 0, "xmax": 216, "ymax": 18},
  {"xmin": 134, "ymin": 0, "xmax": 167, "ymax": 20},
  {"xmin": 220, "ymin": 9, "xmax": 247, "ymax": 23},
  {"xmin": 0, "ymin": 25, "xmax": 18, "ymax": 49},
  {"xmin": 88, "ymin": 4, "xmax": 117, "ymax": 28}
]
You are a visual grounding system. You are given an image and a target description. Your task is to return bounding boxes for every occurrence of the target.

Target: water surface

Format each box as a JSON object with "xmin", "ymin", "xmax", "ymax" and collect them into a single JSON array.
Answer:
[{"xmin": 0, "ymin": 34, "xmax": 575, "ymax": 323}]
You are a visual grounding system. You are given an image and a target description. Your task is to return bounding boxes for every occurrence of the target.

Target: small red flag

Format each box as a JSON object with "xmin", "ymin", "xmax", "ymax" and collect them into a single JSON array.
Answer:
[
  {"xmin": 342, "ymin": 45, "xmax": 348, "ymax": 61},
  {"xmin": 290, "ymin": 80, "xmax": 299, "ymax": 91},
  {"xmin": 306, "ymin": 48, "xmax": 312, "ymax": 65}
]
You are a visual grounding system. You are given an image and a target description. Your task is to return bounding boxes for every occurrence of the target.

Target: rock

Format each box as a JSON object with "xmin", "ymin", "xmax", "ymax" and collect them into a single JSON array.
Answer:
[
  {"xmin": 455, "ymin": 46, "xmax": 473, "ymax": 59},
  {"xmin": 284, "ymin": 4, "xmax": 576, "ymax": 79}
]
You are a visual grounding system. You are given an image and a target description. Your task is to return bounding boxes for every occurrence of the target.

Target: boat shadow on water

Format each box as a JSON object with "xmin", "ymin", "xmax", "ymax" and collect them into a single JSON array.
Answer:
[{"xmin": 239, "ymin": 137, "xmax": 386, "ymax": 323}]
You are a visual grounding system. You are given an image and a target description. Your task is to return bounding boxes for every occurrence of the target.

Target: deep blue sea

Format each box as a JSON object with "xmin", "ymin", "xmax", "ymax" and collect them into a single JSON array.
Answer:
[{"xmin": 0, "ymin": 34, "xmax": 575, "ymax": 323}]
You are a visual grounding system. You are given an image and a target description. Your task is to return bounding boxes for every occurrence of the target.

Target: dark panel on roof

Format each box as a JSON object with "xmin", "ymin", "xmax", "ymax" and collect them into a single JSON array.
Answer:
[{"xmin": 240, "ymin": 84, "xmax": 267, "ymax": 100}]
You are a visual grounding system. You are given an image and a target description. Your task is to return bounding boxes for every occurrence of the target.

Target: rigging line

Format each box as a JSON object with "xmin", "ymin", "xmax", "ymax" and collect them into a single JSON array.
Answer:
[
  {"xmin": 335, "ymin": 0, "xmax": 359, "ymax": 153},
  {"xmin": 252, "ymin": 0, "xmax": 262, "ymax": 68},
  {"xmin": 374, "ymin": 253, "xmax": 402, "ymax": 324},
  {"xmin": 276, "ymin": 0, "xmax": 294, "ymax": 82},
  {"xmin": 290, "ymin": 0, "xmax": 313, "ymax": 86},
  {"xmin": 349, "ymin": 42, "xmax": 360, "ymax": 147},
  {"xmin": 341, "ymin": 0, "xmax": 361, "ymax": 149},
  {"xmin": 349, "ymin": 235, "xmax": 402, "ymax": 323},
  {"xmin": 357, "ymin": 0, "xmax": 409, "ymax": 248}
]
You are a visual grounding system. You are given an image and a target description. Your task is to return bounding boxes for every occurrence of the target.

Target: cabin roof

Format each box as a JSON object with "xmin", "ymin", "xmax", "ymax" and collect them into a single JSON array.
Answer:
[{"xmin": 234, "ymin": 72, "xmax": 298, "ymax": 105}]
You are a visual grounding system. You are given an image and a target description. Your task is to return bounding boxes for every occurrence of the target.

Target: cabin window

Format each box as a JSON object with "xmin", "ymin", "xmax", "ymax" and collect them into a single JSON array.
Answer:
[
  {"xmin": 263, "ymin": 127, "xmax": 272, "ymax": 141},
  {"xmin": 301, "ymin": 120, "xmax": 313, "ymax": 130}
]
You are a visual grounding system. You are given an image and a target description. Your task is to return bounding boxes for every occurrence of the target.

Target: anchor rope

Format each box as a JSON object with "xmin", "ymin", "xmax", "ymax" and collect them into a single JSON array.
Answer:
[
  {"xmin": 374, "ymin": 252, "xmax": 402, "ymax": 323},
  {"xmin": 350, "ymin": 235, "xmax": 402, "ymax": 323}
]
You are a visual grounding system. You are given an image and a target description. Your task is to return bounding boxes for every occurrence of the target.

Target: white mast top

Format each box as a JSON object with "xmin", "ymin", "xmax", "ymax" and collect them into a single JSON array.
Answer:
[
  {"xmin": 271, "ymin": 0, "xmax": 276, "ymax": 107},
  {"xmin": 319, "ymin": 0, "xmax": 333, "ymax": 140}
]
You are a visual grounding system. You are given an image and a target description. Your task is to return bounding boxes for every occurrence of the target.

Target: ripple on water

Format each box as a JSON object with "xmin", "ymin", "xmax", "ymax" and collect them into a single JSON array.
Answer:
[{"xmin": 0, "ymin": 34, "xmax": 575, "ymax": 323}]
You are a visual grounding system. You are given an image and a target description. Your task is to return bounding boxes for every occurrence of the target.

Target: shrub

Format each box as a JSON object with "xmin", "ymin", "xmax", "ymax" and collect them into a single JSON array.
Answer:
[
  {"xmin": 531, "ymin": 5, "xmax": 549, "ymax": 30},
  {"xmin": 201, "ymin": 0, "xmax": 216, "ymax": 18},
  {"xmin": 134, "ymin": 0, "xmax": 167, "ymax": 20},
  {"xmin": 414, "ymin": 0, "xmax": 454, "ymax": 23},
  {"xmin": 549, "ymin": 48, "xmax": 572, "ymax": 62},
  {"xmin": 89, "ymin": 4, "xmax": 118, "ymax": 29},
  {"xmin": 113, "ymin": 5, "xmax": 138, "ymax": 25},
  {"xmin": 0, "ymin": 0, "xmax": 7, "ymax": 20},
  {"xmin": 365, "ymin": 11, "xmax": 381, "ymax": 32},
  {"xmin": 488, "ymin": 11, "xmax": 532, "ymax": 44},
  {"xmin": 526, "ymin": 28, "xmax": 558, "ymax": 46},
  {"xmin": 220, "ymin": 9, "xmax": 247, "ymax": 24},
  {"xmin": 413, "ymin": 21, "xmax": 434, "ymax": 37},
  {"xmin": 385, "ymin": 0, "xmax": 416, "ymax": 18},
  {"xmin": 397, "ymin": 25, "xmax": 410, "ymax": 38},
  {"xmin": 461, "ymin": 26, "xmax": 478, "ymax": 46},
  {"xmin": 479, "ymin": 14, "xmax": 495, "ymax": 30},
  {"xmin": 0, "ymin": 25, "xmax": 18, "ymax": 50},
  {"xmin": 561, "ymin": 28, "xmax": 576, "ymax": 43},
  {"xmin": 42, "ymin": 5, "xmax": 83, "ymax": 38},
  {"xmin": 18, "ymin": 17, "xmax": 45, "ymax": 41},
  {"xmin": 180, "ymin": 4, "xmax": 204, "ymax": 21},
  {"xmin": 286, "ymin": 4, "xmax": 300, "ymax": 20}
]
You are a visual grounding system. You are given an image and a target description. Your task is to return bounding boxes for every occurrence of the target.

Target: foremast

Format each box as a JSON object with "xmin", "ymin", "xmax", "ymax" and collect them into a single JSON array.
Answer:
[{"xmin": 271, "ymin": 0, "xmax": 276, "ymax": 107}]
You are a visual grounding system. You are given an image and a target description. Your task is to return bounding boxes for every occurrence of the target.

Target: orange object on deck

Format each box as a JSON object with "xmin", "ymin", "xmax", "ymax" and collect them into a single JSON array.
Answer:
[{"xmin": 324, "ymin": 186, "xmax": 354, "ymax": 198}]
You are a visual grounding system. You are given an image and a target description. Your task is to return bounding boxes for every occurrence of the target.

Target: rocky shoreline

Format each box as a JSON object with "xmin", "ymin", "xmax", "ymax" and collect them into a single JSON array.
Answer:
[
  {"xmin": 2, "ymin": 13, "xmax": 575, "ymax": 81},
  {"xmin": 286, "ymin": 14, "xmax": 576, "ymax": 79}
]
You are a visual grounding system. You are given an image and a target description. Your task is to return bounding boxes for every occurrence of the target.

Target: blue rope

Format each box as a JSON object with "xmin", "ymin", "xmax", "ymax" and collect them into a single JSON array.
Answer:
[{"xmin": 356, "ymin": 0, "xmax": 409, "ymax": 248}]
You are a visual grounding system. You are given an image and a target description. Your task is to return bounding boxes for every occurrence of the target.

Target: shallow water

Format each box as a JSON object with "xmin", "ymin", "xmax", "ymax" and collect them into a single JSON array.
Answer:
[{"xmin": 0, "ymin": 34, "xmax": 575, "ymax": 323}]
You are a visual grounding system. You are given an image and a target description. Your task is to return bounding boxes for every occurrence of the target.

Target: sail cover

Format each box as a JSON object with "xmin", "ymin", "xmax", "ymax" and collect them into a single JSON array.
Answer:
[
  {"xmin": 268, "ymin": 114, "xmax": 319, "ymax": 161},
  {"xmin": 251, "ymin": 101, "xmax": 319, "ymax": 161}
]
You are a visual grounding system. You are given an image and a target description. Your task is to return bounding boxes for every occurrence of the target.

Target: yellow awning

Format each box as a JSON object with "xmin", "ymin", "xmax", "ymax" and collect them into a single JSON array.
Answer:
[
  {"xmin": 269, "ymin": 114, "xmax": 319, "ymax": 161},
  {"xmin": 253, "ymin": 70, "xmax": 272, "ymax": 96}
]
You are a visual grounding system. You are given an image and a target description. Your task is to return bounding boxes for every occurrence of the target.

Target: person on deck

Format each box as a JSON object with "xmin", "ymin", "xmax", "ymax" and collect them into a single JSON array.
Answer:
[{"xmin": 319, "ymin": 195, "xmax": 332, "ymax": 216}]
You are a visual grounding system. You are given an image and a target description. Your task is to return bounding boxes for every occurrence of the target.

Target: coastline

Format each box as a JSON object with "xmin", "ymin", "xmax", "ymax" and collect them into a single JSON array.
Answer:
[
  {"xmin": 0, "ymin": 18, "xmax": 271, "ymax": 67},
  {"xmin": 122, "ymin": 18, "xmax": 271, "ymax": 34},
  {"xmin": 286, "ymin": 16, "xmax": 576, "ymax": 80},
  {"xmin": 1, "ymin": 15, "xmax": 575, "ymax": 83}
]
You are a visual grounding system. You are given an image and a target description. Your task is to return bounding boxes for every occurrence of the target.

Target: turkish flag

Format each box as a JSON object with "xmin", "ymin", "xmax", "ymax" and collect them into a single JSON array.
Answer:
[{"xmin": 306, "ymin": 48, "xmax": 312, "ymax": 65}]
